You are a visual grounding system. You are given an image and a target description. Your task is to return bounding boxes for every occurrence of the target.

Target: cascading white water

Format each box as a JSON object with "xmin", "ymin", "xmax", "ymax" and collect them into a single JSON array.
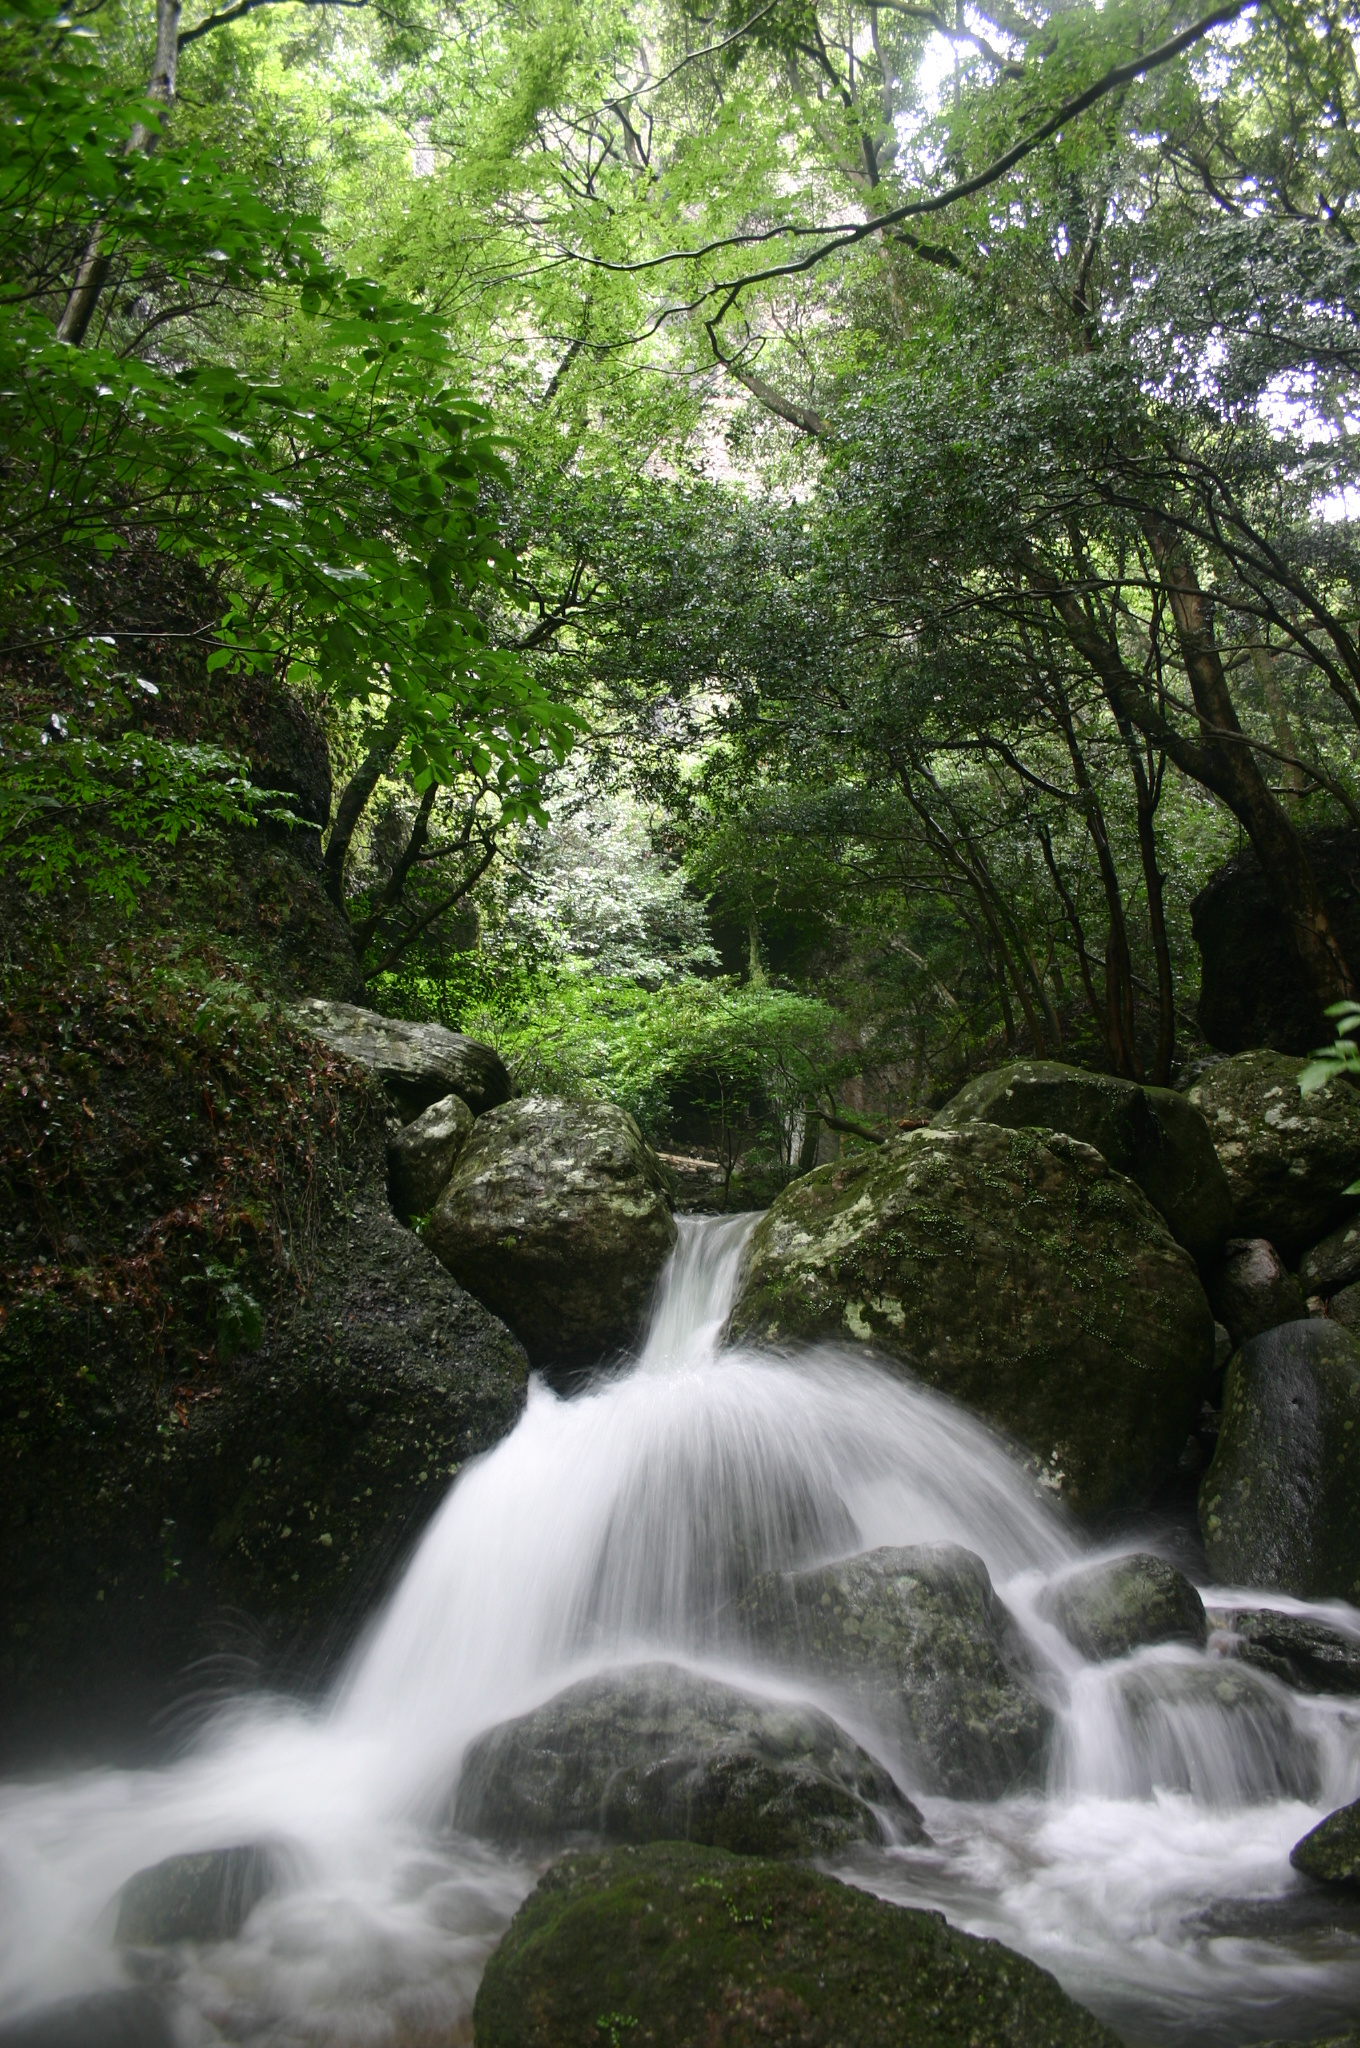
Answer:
[{"xmin": 3, "ymin": 1213, "xmax": 1360, "ymax": 2046}]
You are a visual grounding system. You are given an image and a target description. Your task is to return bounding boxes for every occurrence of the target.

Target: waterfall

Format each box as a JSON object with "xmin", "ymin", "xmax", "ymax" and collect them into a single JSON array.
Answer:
[{"xmin": 2, "ymin": 1215, "xmax": 1360, "ymax": 2046}]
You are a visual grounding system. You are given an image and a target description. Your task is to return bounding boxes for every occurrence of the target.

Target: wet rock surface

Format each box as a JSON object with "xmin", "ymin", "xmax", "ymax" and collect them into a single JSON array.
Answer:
[
  {"xmin": 1209, "ymin": 1608, "xmax": 1360, "ymax": 1693},
  {"xmin": 732, "ymin": 1543, "xmax": 1051, "ymax": 1799},
  {"xmin": 453, "ymin": 1662, "xmax": 922, "ymax": 1857},
  {"xmin": 114, "ymin": 1844, "xmax": 276, "ymax": 1946},
  {"xmin": 1292, "ymin": 1798, "xmax": 1360, "ymax": 1888},
  {"xmin": 0, "ymin": 1990, "xmax": 174, "ymax": 2048},
  {"xmin": 1187, "ymin": 1052, "xmax": 1360, "ymax": 1259},
  {"xmin": 1040, "ymin": 1554, "xmax": 1207, "ymax": 1662},
  {"xmin": 387, "ymin": 1091, "xmax": 475, "ymax": 1219},
  {"xmin": 1199, "ymin": 1319, "xmax": 1360, "ymax": 1599},
  {"xmin": 932, "ymin": 1059, "xmax": 1232, "ymax": 1262},
  {"xmin": 426, "ymin": 1096, "xmax": 677, "ymax": 1368},
  {"xmin": 292, "ymin": 998, "xmax": 511, "ymax": 1119},
  {"xmin": 1118, "ymin": 1662, "xmax": 1320, "ymax": 1802},
  {"xmin": 729, "ymin": 1123, "xmax": 1215, "ymax": 1516},
  {"xmin": 1209, "ymin": 1237, "xmax": 1306, "ymax": 1347},
  {"xmin": 472, "ymin": 1840, "xmax": 1123, "ymax": 2048}
]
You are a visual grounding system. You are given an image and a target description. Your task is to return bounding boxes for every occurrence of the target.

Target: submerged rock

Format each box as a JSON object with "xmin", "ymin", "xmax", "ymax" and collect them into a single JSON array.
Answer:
[
  {"xmin": 729, "ymin": 1123, "xmax": 1215, "ymax": 1516},
  {"xmin": 1210, "ymin": 1609, "xmax": 1360, "ymax": 1695},
  {"xmin": 472, "ymin": 1841, "xmax": 1123, "ymax": 2048},
  {"xmin": 732, "ymin": 1543, "xmax": 1051, "ymax": 1799},
  {"xmin": 452, "ymin": 1662, "xmax": 922, "ymax": 1857},
  {"xmin": 0, "ymin": 1991, "xmax": 173, "ymax": 2048},
  {"xmin": 1208, "ymin": 1238, "xmax": 1306, "ymax": 1348},
  {"xmin": 387, "ymin": 1091, "xmax": 475, "ymax": 1219},
  {"xmin": 932, "ymin": 1060, "xmax": 1232, "ymax": 1262},
  {"xmin": 1187, "ymin": 1052, "xmax": 1360, "ymax": 1259},
  {"xmin": 426, "ymin": 1096, "xmax": 677, "ymax": 1368},
  {"xmin": 292, "ymin": 998, "xmax": 511, "ymax": 1119},
  {"xmin": 1041, "ymin": 1554, "xmax": 1207, "ymax": 1662},
  {"xmin": 114, "ymin": 1844, "xmax": 276, "ymax": 1946},
  {"xmin": 1292, "ymin": 1798, "xmax": 1360, "ymax": 1888},
  {"xmin": 1117, "ymin": 1662, "xmax": 1319, "ymax": 1802},
  {"xmin": 1199, "ymin": 1320, "xmax": 1360, "ymax": 1599}
]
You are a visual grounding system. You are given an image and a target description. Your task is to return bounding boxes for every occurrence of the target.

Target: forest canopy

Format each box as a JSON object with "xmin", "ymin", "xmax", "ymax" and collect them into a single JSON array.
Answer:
[{"xmin": 3, "ymin": 0, "xmax": 1358, "ymax": 1160}]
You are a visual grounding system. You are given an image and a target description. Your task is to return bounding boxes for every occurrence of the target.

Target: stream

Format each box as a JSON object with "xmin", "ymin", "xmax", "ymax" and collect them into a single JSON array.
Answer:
[{"xmin": 3, "ymin": 1212, "xmax": 1360, "ymax": 2045}]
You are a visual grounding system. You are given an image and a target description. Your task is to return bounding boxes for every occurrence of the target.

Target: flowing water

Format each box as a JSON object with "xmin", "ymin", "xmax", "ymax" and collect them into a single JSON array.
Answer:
[{"xmin": 4, "ymin": 1213, "xmax": 1360, "ymax": 2045}]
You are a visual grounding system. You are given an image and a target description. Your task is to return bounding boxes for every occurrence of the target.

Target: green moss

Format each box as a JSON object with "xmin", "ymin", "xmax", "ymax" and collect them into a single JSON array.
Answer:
[{"xmin": 473, "ymin": 1842, "xmax": 1122, "ymax": 2048}]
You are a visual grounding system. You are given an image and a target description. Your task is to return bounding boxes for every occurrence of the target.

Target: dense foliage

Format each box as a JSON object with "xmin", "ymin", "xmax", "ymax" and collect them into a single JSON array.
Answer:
[{"xmin": 4, "ymin": 0, "xmax": 1359, "ymax": 1135}]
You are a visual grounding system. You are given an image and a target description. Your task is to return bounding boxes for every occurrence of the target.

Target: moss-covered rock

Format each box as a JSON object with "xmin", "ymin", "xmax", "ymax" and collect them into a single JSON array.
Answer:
[
  {"xmin": 1117, "ymin": 1662, "xmax": 1319, "ymax": 1801},
  {"xmin": 453, "ymin": 1663, "xmax": 922, "ymax": 1857},
  {"xmin": 387, "ymin": 1091, "xmax": 475, "ymax": 1219},
  {"xmin": 1198, "ymin": 1320, "xmax": 1360, "ymax": 1599},
  {"xmin": 472, "ymin": 1842, "xmax": 1122, "ymax": 2048},
  {"xmin": 426, "ymin": 1096, "xmax": 677, "ymax": 1369},
  {"xmin": 1208, "ymin": 1237, "xmax": 1306, "ymax": 1347},
  {"xmin": 932, "ymin": 1060, "xmax": 1232, "ymax": 1262},
  {"xmin": 292, "ymin": 998, "xmax": 511, "ymax": 1119},
  {"xmin": 114, "ymin": 1845, "xmax": 275, "ymax": 1946},
  {"xmin": 1301, "ymin": 1217, "xmax": 1360, "ymax": 1297},
  {"xmin": 732, "ymin": 1544, "xmax": 1050, "ymax": 1799},
  {"xmin": 1039, "ymin": 1554, "xmax": 1207, "ymax": 1662},
  {"xmin": 1187, "ymin": 1052, "xmax": 1360, "ymax": 1258},
  {"xmin": 728, "ymin": 1124, "xmax": 1215, "ymax": 1516},
  {"xmin": 1210, "ymin": 1608, "xmax": 1360, "ymax": 1694},
  {"xmin": 1291, "ymin": 1798, "xmax": 1360, "ymax": 1888}
]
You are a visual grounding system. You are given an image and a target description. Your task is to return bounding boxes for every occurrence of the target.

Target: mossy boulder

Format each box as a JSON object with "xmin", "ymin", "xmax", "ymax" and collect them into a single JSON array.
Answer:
[
  {"xmin": 472, "ymin": 1841, "xmax": 1122, "ymax": 2048},
  {"xmin": 1210, "ymin": 1608, "xmax": 1360, "ymax": 1694},
  {"xmin": 453, "ymin": 1663, "xmax": 922, "ymax": 1857},
  {"xmin": 387, "ymin": 1090, "xmax": 474, "ymax": 1219},
  {"xmin": 114, "ymin": 1844, "xmax": 276, "ymax": 1946},
  {"xmin": 1039, "ymin": 1553, "xmax": 1207, "ymax": 1662},
  {"xmin": 732, "ymin": 1544, "xmax": 1050, "ymax": 1799},
  {"xmin": 1199, "ymin": 1320, "xmax": 1360, "ymax": 1599},
  {"xmin": 425, "ymin": 1096, "xmax": 677, "ymax": 1368},
  {"xmin": 292, "ymin": 998, "xmax": 512, "ymax": 1119},
  {"xmin": 932, "ymin": 1060, "xmax": 1232, "ymax": 1262},
  {"xmin": 1301, "ymin": 1217, "xmax": 1360, "ymax": 1297},
  {"xmin": 1187, "ymin": 1052, "xmax": 1360, "ymax": 1258},
  {"xmin": 728, "ymin": 1124, "xmax": 1215, "ymax": 1516},
  {"xmin": 1291, "ymin": 1798, "xmax": 1360, "ymax": 1888}
]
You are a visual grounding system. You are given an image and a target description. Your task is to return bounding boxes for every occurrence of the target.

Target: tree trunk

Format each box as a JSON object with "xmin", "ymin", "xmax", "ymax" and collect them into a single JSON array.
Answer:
[{"xmin": 57, "ymin": 0, "xmax": 183, "ymax": 345}]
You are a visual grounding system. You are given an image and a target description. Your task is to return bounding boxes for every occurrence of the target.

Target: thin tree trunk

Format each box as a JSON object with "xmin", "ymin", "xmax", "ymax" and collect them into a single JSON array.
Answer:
[
  {"xmin": 323, "ymin": 735, "xmax": 396, "ymax": 917},
  {"xmin": 57, "ymin": 0, "xmax": 183, "ymax": 345}
]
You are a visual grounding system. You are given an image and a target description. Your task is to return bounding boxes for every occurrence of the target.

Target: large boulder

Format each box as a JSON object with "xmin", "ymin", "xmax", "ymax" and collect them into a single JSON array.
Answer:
[
  {"xmin": 1116, "ymin": 1662, "xmax": 1318, "ymax": 1802},
  {"xmin": 0, "ymin": 1991, "xmax": 174, "ymax": 2048},
  {"xmin": 292, "ymin": 998, "xmax": 511, "ymax": 1118},
  {"xmin": 425, "ymin": 1097, "xmax": 677, "ymax": 1368},
  {"xmin": 1208, "ymin": 1238, "xmax": 1306, "ymax": 1347},
  {"xmin": 452, "ymin": 1663, "xmax": 922, "ymax": 1857},
  {"xmin": 1040, "ymin": 1553, "xmax": 1207, "ymax": 1662},
  {"xmin": 1210, "ymin": 1608, "xmax": 1360, "ymax": 1694},
  {"xmin": 731, "ymin": 1544, "xmax": 1050, "ymax": 1799},
  {"xmin": 1191, "ymin": 828, "xmax": 1360, "ymax": 1057},
  {"xmin": 932, "ymin": 1060, "xmax": 1232, "ymax": 1262},
  {"xmin": 729, "ymin": 1124, "xmax": 1216, "ymax": 1516},
  {"xmin": 472, "ymin": 1842, "xmax": 1123, "ymax": 2048},
  {"xmin": 1292, "ymin": 1798, "xmax": 1360, "ymax": 1889},
  {"xmin": 386, "ymin": 1091, "xmax": 474, "ymax": 1219},
  {"xmin": 1199, "ymin": 1319, "xmax": 1360, "ymax": 1598},
  {"xmin": 1186, "ymin": 1052, "xmax": 1360, "ymax": 1259}
]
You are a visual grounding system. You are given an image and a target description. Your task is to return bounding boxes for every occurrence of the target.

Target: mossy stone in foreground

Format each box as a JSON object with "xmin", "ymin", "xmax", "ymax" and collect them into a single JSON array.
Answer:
[
  {"xmin": 729, "ymin": 1124, "xmax": 1214, "ymax": 1516},
  {"xmin": 1292, "ymin": 1798, "xmax": 1360, "ymax": 1888},
  {"xmin": 472, "ymin": 1842, "xmax": 1122, "ymax": 2048}
]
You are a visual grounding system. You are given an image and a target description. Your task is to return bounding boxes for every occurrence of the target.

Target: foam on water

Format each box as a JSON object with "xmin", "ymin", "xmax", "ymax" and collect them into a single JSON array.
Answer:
[{"xmin": 2, "ymin": 1214, "xmax": 1360, "ymax": 2045}]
